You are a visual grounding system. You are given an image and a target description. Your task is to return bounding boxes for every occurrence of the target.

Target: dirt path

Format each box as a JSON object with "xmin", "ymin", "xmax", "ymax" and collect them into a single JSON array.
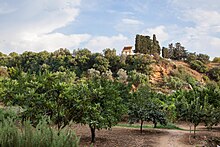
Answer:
[
  {"xmin": 158, "ymin": 130, "xmax": 191, "ymax": 147},
  {"xmin": 73, "ymin": 124, "xmax": 219, "ymax": 147}
]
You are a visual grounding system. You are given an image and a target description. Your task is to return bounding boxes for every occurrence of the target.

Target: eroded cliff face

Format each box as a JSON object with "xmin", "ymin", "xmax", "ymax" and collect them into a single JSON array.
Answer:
[{"xmin": 149, "ymin": 58, "xmax": 207, "ymax": 93}]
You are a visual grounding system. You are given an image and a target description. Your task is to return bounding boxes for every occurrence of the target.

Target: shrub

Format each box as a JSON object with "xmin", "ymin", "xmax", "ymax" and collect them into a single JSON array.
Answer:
[
  {"xmin": 166, "ymin": 76, "xmax": 186, "ymax": 90},
  {"xmin": 208, "ymin": 67, "xmax": 220, "ymax": 81},
  {"xmin": 197, "ymin": 53, "xmax": 210, "ymax": 64},
  {"xmin": 0, "ymin": 108, "xmax": 18, "ymax": 121},
  {"xmin": 212, "ymin": 57, "xmax": 220, "ymax": 63},
  {"xmin": 0, "ymin": 118, "xmax": 79, "ymax": 147},
  {"xmin": 189, "ymin": 60, "xmax": 207, "ymax": 73}
]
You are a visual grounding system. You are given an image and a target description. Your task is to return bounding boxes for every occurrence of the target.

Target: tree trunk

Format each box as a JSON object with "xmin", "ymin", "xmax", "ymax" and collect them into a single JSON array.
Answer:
[
  {"xmin": 189, "ymin": 125, "xmax": 191, "ymax": 134},
  {"xmin": 140, "ymin": 120, "xmax": 144, "ymax": 133},
  {"xmin": 193, "ymin": 125, "xmax": 196, "ymax": 138},
  {"xmin": 189, "ymin": 123, "xmax": 192, "ymax": 134},
  {"xmin": 153, "ymin": 119, "xmax": 157, "ymax": 128},
  {"xmin": 89, "ymin": 124, "xmax": 96, "ymax": 143}
]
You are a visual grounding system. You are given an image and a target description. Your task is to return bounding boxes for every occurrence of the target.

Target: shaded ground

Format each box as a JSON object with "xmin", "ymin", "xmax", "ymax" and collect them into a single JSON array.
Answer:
[{"xmin": 73, "ymin": 123, "xmax": 220, "ymax": 147}]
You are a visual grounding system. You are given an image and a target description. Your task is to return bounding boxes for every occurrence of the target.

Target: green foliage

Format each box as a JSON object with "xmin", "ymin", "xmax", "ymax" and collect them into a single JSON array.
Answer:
[
  {"xmin": 152, "ymin": 34, "xmax": 161, "ymax": 55},
  {"xmin": 173, "ymin": 87, "xmax": 220, "ymax": 136},
  {"xmin": 0, "ymin": 118, "xmax": 79, "ymax": 147},
  {"xmin": 186, "ymin": 52, "xmax": 197, "ymax": 63},
  {"xmin": 168, "ymin": 43, "xmax": 187, "ymax": 60},
  {"xmin": 197, "ymin": 53, "xmax": 210, "ymax": 64},
  {"xmin": 212, "ymin": 57, "xmax": 220, "ymax": 63},
  {"xmin": 73, "ymin": 48, "xmax": 92, "ymax": 76},
  {"xmin": 1, "ymin": 71, "xmax": 76, "ymax": 129},
  {"xmin": 208, "ymin": 67, "xmax": 220, "ymax": 82},
  {"xmin": 186, "ymin": 53, "xmax": 210, "ymax": 64},
  {"xmin": 0, "ymin": 108, "xmax": 18, "ymax": 121},
  {"xmin": 75, "ymin": 78, "xmax": 125, "ymax": 142},
  {"xmin": 103, "ymin": 48, "xmax": 121, "ymax": 74},
  {"xmin": 134, "ymin": 34, "xmax": 160, "ymax": 55},
  {"xmin": 117, "ymin": 122, "xmax": 183, "ymax": 130},
  {"xmin": 189, "ymin": 60, "xmax": 207, "ymax": 73},
  {"xmin": 162, "ymin": 47, "xmax": 169, "ymax": 58},
  {"xmin": 165, "ymin": 76, "xmax": 187, "ymax": 90},
  {"xmin": 92, "ymin": 55, "xmax": 109, "ymax": 73},
  {"xmin": 126, "ymin": 54, "xmax": 154, "ymax": 75},
  {"xmin": 128, "ymin": 86, "xmax": 166, "ymax": 133},
  {"xmin": 128, "ymin": 70, "xmax": 149, "ymax": 87},
  {"xmin": 169, "ymin": 66, "xmax": 199, "ymax": 89}
]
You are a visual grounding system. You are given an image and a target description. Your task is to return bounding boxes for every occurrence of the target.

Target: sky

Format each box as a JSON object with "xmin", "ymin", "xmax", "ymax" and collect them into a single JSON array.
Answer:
[{"xmin": 0, "ymin": 0, "xmax": 220, "ymax": 58}]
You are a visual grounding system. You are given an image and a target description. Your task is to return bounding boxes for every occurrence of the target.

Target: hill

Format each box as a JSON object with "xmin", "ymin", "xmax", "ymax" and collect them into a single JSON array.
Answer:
[{"xmin": 149, "ymin": 57, "xmax": 217, "ymax": 93}]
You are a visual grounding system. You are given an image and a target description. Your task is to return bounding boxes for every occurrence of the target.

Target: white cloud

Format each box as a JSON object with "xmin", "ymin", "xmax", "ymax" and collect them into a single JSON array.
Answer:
[
  {"xmin": 142, "ymin": 26, "xmax": 169, "ymax": 44},
  {"xmin": 115, "ymin": 18, "xmax": 143, "ymax": 33},
  {"xmin": 183, "ymin": 9, "xmax": 220, "ymax": 28},
  {"xmin": 165, "ymin": 1, "xmax": 220, "ymax": 58},
  {"xmin": 122, "ymin": 18, "xmax": 143, "ymax": 25},
  {"xmin": 85, "ymin": 34, "xmax": 130, "ymax": 54},
  {"xmin": 0, "ymin": 33, "xmax": 91, "ymax": 53},
  {"xmin": 0, "ymin": 0, "xmax": 85, "ymax": 54}
]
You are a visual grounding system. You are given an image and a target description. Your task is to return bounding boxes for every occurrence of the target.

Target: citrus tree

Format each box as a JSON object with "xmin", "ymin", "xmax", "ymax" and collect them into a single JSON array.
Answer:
[
  {"xmin": 128, "ymin": 86, "xmax": 166, "ymax": 133},
  {"xmin": 75, "ymin": 78, "xmax": 125, "ymax": 143}
]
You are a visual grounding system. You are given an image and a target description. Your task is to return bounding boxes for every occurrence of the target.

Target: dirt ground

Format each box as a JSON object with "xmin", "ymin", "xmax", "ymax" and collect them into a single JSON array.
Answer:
[{"xmin": 73, "ymin": 123, "xmax": 220, "ymax": 147}]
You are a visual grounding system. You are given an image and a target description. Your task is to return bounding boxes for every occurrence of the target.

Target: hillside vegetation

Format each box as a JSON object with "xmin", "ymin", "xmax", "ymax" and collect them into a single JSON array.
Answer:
[{"xmin": 0, "ymin": 34, "xmax": 220, "ymax": 145}]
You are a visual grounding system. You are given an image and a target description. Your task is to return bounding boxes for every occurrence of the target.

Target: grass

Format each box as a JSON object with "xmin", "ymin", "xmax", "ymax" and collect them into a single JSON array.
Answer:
[
  {"xmin": 156, "ymin": 123, "xmax": 185, "ymax": 130},
  {"xmin": 117, "ymin": 122, "xmax": 185, "ymax": 131}
]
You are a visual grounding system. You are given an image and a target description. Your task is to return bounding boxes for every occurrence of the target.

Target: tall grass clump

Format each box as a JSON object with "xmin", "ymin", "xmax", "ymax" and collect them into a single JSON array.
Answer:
[{"xmin": 0, "ymin": 118, "xmax": 79, "ymax": 147}]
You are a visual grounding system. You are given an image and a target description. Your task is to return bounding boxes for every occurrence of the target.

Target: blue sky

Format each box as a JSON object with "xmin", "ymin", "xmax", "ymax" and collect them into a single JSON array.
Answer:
[{"xmin": 0, "ymin": 0, "xmax": 220, "ymax": 58}]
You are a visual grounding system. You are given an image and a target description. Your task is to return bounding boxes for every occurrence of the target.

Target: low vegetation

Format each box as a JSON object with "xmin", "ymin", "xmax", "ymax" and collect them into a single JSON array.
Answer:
[
  {"xmin": 0, "ymin": 109, "xmax": 79, "ymax": 147},
  {"xmin": 0, "ymin": 34, "xmax": 220, "ymax": 145}
]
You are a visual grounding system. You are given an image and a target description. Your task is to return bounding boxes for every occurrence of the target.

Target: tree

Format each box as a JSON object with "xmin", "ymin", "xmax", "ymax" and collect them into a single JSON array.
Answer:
[
  {"xmin": 77, "ymin": 78, "xmax": 125, "ymax": 143},
  {"xmin": 103, "ymin": 48, "xmax": 121, "ymax": 75},
  {"xmin": 73, "ymin": 48, "xmax": 92, "ymax": 75},
  {"xmin": 134, "ymin": 34, "xmax": 160, "ymax": 55},
  {"xmin": 174, "ymin": 90, "xmax": 204, "ymax": 137},
  {"xmin": 128, "ymin": 86, "xmax": 166, "ymax": 133},
  {"xmin": 162, "ymin": 47, "xmax": 169, "ymax": 58},
  {"xmin": 186, "ymin": 52, "xmax": 197, "ymax": 63},
  {"xmin": 103, "ymin": 48, "xmax": 116, "ymax": 59},
  {"xmin": 172, "ymin": 43, "xmax": 187, "ymax": 60},
  {"xmin": 197, "ymin": 53, "xmax": 210, "ymax": 64},
  {"xmin": 126, "ymin": 54, "xmax": 154, "ymax": 75},
  {"xmin": 92, "ymin": 55, "xmax": 109, "ymax": 73},
  {"xmin": 213, "ymin": 57, "xmax": 220, "ymax": 63},
  {"xmin": 152, "ymin": 34, "xmax": 161, "ymax": 55},
  {"xmin": 173, "ymin": 88, "xmax": 220, "ymax": 137},
  {"xmin": 135, "ymin": 34, "xmax": 152, "ymax": 54},
  {"xmin": 1, "ymin": 71, "xmax": 77, "ymax": 129}
]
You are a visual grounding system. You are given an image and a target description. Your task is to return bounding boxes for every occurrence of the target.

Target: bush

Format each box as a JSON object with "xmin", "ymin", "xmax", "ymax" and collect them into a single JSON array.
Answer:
[
  {"xmin": 189, "ymin": 60, "xmax": 207, "ymax": 73},
  {"xmin": 197, "ymin": 53, "xmax": 210, "ymax": 64},
  {"xmin": 0, "ymin": 108, "xmax": 18, "ymax": 121},
  {"xmin": 0, "ymin": 118, "xmax": 79, "ymax": 147},
  {"xmin": 166, "ymin": 76, "xmax": 186, "ymax": 90},
  {"xmin": 208, "ymin": 67, "xmax": 220, "ymax": 81},
  {"xmin": 212, "ymin": 57, "xmax": 220, "ymax": 63}
]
